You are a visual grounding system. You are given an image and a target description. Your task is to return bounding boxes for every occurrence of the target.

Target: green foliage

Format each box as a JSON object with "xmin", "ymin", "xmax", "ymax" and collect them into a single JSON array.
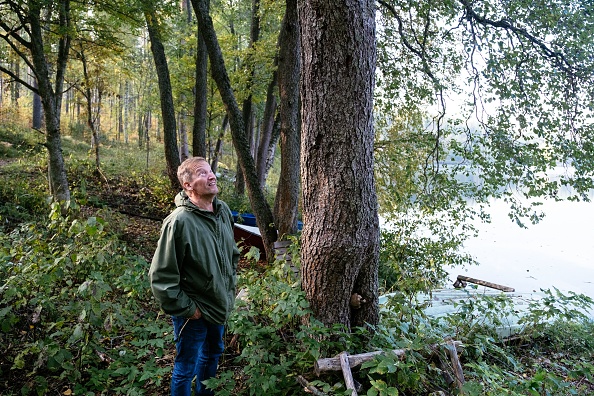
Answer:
[
  {"xmin": 205, "ymin": 258, "xmax": 367, "ymax": 395},
  {"xmin": 0, "ymin": 123, "xmax": 44, "ymax": 159},
  {"xmin": 0, "ymin": 126, "xmax": 50, "ymax": 229},
  {"xmin": 1, "ymin": 192, "xmax": 592, "ymax": 395},
  {"xmin": 367, "ymin": 288, "xmax": 594, "ymax": 396},
  {"xmin": 374, "ymin": 109, "xmax": 480, "ymax": 296},
  {"xmin": 0, "ymin": 202, "xmax": 168, "ymax": 395}
]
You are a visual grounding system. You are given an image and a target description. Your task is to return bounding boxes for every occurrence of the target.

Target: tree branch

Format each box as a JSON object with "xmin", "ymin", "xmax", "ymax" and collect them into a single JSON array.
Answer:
[
  {"xmin": 0, "ymin": 64, "xmax": 38, "ymax": 93},
  {"xmin": 457, "ymin": 0, "xmax": 574, "ymax": 74},
  {"xmin": 377, "ymin": 0, "xmax": 446, "ymax": 187}
]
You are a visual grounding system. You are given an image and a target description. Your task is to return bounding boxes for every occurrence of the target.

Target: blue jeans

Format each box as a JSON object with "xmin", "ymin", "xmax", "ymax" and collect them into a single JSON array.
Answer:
[{"xmin": 171, "ymin": 316, "xmax": 225, "ymax": 396}]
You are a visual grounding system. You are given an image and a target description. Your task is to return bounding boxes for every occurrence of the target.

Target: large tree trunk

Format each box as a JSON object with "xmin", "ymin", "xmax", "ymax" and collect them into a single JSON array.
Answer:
[
  {"xmin": 274, "ymin": 0, "xmax": 301, "ymax": 238},
  {"xmin": 145, "ymin": 3, "xmax": 181, "ymax": 189},
  {"xmin": 192, "ymin": 0, "xmax": 209, "ymax": 158},
  {"xmin": 191, "ymin": 0, "xmax": 277, "ymax": 261},
  {"xmin": 299, "ymin": 0, "xmax": 380, "ymax": 329}
]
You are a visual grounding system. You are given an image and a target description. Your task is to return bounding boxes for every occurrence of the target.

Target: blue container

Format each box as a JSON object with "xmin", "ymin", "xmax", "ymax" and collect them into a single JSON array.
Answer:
[
  {"xmin": 231, "ymin": 210, "xmax": 239, "ymax": 223},
  {"xmin": 297, "ymin": 221, "xmax": 303, "ymax": 231},
  {"xmin": 239, "ymin": 213, "xmax": 257, "ymax": 227}
]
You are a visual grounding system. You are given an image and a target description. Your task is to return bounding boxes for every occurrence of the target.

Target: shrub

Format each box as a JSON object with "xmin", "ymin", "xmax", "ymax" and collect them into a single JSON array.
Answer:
[{"xmin": 0, "ymin": 202, "xmax": 169, "ymax": 395}]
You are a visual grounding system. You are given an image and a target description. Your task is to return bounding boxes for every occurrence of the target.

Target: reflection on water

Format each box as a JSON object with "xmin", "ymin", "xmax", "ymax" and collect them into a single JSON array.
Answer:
[{"xmin": 449, "ymin": 198, "xmax": 594, "ymax": 299}]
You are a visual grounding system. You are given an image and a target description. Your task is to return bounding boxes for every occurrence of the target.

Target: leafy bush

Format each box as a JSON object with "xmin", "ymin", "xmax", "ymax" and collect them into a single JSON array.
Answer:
[
  {"xmin": 205, "ymin": 260, "xmax": 367, "ymax": 396},
  {"xmin": 0, "ymin": 202, "xmax": 169, "ymax": 395}
]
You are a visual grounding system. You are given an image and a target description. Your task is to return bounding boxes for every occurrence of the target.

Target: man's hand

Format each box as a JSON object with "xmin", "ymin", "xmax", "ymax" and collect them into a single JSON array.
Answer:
[{"xmin": 190, "ymin": 308, "xmax": 202, "ymax": 320}]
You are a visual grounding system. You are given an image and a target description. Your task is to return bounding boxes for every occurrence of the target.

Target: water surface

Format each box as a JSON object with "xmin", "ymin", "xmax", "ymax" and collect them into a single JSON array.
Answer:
[{"xmin": 449, "ymin": 199, "xmax": 594, "ymax": 299}]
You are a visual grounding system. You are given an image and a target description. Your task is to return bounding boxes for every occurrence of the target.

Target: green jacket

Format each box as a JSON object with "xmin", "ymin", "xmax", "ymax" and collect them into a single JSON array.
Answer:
[{"xmin": 149, "ymin": 192, "xmax": 240, "ymax": 324}]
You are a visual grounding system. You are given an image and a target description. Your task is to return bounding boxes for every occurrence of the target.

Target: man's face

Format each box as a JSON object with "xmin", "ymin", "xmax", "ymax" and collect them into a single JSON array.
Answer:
[{"xmin": 185, "ymin": 161, "xmax": 218, "ymax": 197}]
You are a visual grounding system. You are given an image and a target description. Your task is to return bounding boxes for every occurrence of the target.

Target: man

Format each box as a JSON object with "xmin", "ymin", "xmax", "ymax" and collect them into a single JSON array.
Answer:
[{"xmin": 149, "ymin": 156, "xmax": 240, "ymax": 396}]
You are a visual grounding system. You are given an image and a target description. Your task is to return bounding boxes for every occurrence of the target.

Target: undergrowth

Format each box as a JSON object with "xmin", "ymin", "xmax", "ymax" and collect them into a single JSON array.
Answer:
[
  {"xmin": 1, "ymin": 125, "xmax": 593, "ymax": 395},
  {"xmin": 0, "ymin": 203, "xmax": 169, "ymax": 395}
]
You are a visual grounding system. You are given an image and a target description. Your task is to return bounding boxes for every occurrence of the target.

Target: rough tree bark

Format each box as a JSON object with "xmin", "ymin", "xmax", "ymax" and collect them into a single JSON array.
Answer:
[
  {"xmin": 299, "ymin": 0, "xmax": 380, "ymax": 328},
  {"xmin": 274, "ymin": 0, "xmax": 301, "ymax": 238}
]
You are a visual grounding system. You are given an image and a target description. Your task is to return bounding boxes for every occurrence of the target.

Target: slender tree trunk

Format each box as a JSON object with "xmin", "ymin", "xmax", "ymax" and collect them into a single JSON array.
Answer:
[
  {"xmin": 256, "ymin": 68, "xmax": 278, "ymax": 189},
  {"xmin": 32, "ymin": 77, "xmax": 43, "ymax": 129},
  {"xmin": 211, "ymin": 114, "xmax": 228, "ymax": 173},
  {"xmin": 178, "ymin": 112, "xmax": 189, "ymax": 161},
  {"xmin": 11, "ymin": 60, "xmax": 20, "ymax": 107},
  {"xmin": 192, "ymin": 0, "xmax": 208, "ymax": 157},
  {"xmin": 93, "ymin": 89, "xmax": 102, "ymax": 170},
  {"xmin": 235, "ymin": 0, "xmax": 261, "ymax": 196},
  {"xmin": 299, "ymin": 0, "xmax": 380, "ymax": 329},
  {"xmin": 117, "ymin": 81, "xmax": 123, "ymax": 141},
  {"xmin": 274, "ymin": 0, "xmax": 301, "ymax": 238},
  {"xmin": 145, "ymin": 3, "xmax": 181, "ymax": 189},
  {"xmin": 124, "ymin": 80, "xmax": 129, "ymax": 144},
  {"xmin": 80, "ymin": 50, "xmax": 102, "ymax": 171},
  {"xmin": 191, "ymin": 0, "xmax": 277, "ymax": 261},
  {"xmin": 265, "ymin": 114, "xmax": 280, "ymax": 177},
  {"xmin": 29, "ymin": 0, "xmax": 71, "ymax": 203}
]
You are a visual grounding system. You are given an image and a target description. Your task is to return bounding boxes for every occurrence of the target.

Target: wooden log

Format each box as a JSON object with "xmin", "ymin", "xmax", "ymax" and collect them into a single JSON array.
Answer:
[
  {"xmin": 445, "ymin": 339, "xmax": 465, "ymax": 391},
  {"xmin": 339, "ymin": 352, "xmax": 358, "ymax": 396},
  {"xmin": 315, "ymin": 341, "xmax": 463, "ymax": 376},
  {"xmin": 455, "ymin": 275, "xmax": 515, "ymax": 292}
]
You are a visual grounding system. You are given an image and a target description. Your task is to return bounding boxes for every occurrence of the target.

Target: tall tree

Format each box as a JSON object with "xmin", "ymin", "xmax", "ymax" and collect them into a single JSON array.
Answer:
[
  {"xmin": 143, "ymin": 1, "xmax": 181, "ymax": 189},
  {"xmin": 77, "ymin": 47, "xmax": 104, "ymax": 171},
  {"xmin": 234, "ymin": 0, "xmax": 262, "ymax": 196},
  {"xmin": 0, "ymin": 0, "xmax": 72, "ymax": 202},
  {"xmin": 299, "ymin": 0, "xmax": 380, "ymax": 329},
  {"xmin": 273, "ymin": 0, "xmax": 300, "ymax": 238},
  {"xmin": 255, "ymin": 63, "xmax": 278, "ymax": 189},
  {"xmin": 192, "ymin": 0, "xmax": 209, "ymax": 157}
]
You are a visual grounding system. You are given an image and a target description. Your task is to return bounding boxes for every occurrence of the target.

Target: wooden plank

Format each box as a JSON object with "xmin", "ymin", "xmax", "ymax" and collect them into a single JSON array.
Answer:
[
  {"xmin": 274, "ymin": 240, "xmax": 298, "ymax": 278},
  {"xmin": 455, "ymin": 275, "xmax": 515, "ymax": 292},
  {"xmin": 339, "ymin": 352, "xmax": 358, "ymax": 396}
]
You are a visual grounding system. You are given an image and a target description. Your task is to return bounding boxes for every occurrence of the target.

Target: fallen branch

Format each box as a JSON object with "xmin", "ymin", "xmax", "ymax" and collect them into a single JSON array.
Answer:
[{"xmin": 296, "ymin": 375, "xmax": 327, "ymax": 396}]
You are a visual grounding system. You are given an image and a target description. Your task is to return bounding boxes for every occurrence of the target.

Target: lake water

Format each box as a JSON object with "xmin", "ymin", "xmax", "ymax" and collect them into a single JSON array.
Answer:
[{"xmin": 449, "ymin": 198, "xmax": 594, "ymax": 299}]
